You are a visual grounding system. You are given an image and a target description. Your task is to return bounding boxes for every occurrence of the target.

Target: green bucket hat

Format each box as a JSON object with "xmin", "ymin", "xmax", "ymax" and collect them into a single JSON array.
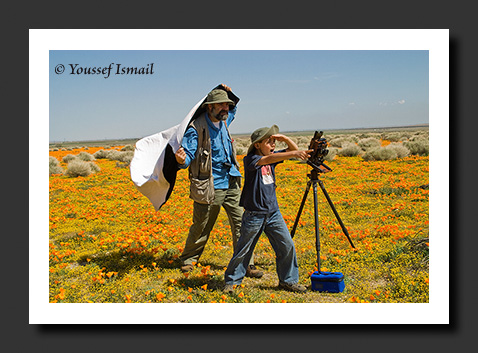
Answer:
[
  {"xmin": 247, "ymin": 125, "xmax": 279, "ymax": 155},
  {"xmin": 201, "ymin": 89, "xmax": 235, "ymax": 108}
]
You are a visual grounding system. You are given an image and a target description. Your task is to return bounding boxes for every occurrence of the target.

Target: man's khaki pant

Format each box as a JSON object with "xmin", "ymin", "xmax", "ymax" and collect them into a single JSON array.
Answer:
[{"xmin": 180, "ymin": 178, "xmax": 254, "ymax": 266}]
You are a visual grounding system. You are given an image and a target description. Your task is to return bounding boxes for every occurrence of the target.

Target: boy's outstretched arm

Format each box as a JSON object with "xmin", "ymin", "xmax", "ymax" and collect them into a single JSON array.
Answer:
[{"xmin": 257, "ymin": 149, "xmax": 312, "ymax": 166}]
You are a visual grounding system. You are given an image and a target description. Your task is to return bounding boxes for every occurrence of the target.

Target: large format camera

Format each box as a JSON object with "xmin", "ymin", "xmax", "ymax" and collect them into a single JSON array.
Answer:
[{"xmin": 307, "ymin": 131, "xmax": 332, "ymax": 172}]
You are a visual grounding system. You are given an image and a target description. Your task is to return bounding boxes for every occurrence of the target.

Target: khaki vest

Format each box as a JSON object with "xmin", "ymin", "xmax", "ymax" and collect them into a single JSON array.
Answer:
[{"xmin": 188, "ymin": 114, "xmax": 240, "ymax": 204}]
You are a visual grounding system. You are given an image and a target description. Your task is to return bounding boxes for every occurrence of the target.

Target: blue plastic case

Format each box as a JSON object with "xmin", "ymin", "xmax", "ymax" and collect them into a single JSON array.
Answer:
[{"xmin": 310, "ymin": 271, "xmax": 345, "ymax": 292}]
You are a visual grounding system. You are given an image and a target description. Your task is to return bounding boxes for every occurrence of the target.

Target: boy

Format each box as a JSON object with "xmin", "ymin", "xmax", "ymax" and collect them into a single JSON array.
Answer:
[{"xmin": 224, "ymin": 125, "xmax": 312, "ymax": 293}]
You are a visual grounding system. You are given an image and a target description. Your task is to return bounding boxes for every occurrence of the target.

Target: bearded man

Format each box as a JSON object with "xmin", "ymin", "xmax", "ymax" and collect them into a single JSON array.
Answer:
[{"xmin": 175, "ymin": 84, "xmax": 263, "ymax": 278}]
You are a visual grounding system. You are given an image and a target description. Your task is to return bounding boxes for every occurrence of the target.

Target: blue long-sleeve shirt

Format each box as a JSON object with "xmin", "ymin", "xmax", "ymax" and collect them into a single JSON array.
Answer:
[{"xmin": 179, "ymin": 106, "xmax": 242, "ymax": 189}]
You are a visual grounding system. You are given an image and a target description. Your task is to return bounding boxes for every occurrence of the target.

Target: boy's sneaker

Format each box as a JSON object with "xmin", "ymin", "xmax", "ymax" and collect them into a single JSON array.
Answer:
[
  {"xmin": 223, "ymin": 284, "xmax": 235, "ymax": 294},
  {"xmin": 245, "ymin": 265, "xmax": 264, "ymax": 278},
  {"xmin": 278, "ymin": 282, "xmax": 307, "ymax": 293}
]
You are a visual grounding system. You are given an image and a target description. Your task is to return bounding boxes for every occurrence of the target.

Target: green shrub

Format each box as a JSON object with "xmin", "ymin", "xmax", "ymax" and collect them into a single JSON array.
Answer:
[
  {"xmin": 62, "ymin": 154, "xmax": 77, "ymax": 163},
  {"xmin": 329, "ymin": 137, "xmax": 351, "ymax": 148},
  {"xmin": 121, "ymin": 145, "xmax": 135, "ymax": 152},
  {"xmin": 338, "ymin": 142, "xmax": 361, "ymax": 157},
  {"xmin": 106, "ymin": 150, "xmax": 123, "ymax": 161},
  {"xmin": 235, "ymin": 146, "xmax": 246, "ymax": 155},
  {"xmin": 234, "ymin": 138, "xmax": 250, "ymax": 149},
  {"xmin": 64, "ymin": 160, "xmax": 93, "ymax": 177},
  {"xmin": 89, "ymin": 162, "xmax": 101, "ymax": 173},
  {"xmin": 381, "ymin": 132, "xmax": 403, "ymax": 142},
  {"xmin": 348, "ymin": 134, "xmax": 359, "ymax": 143},
  {"xmin": 93, "ymin": 149, "xmax": 109, "ymax": 159},
  {"xmin": 362, "ymin": 147, "xmax": 398, "ymax": 161},
  {"xmin": 404, "ymin": 139, "xmax": 429, "ymax": 156},
  {"xmin": 78, "ymin": 151, "xmax": 95, "ymax": 161},
  {"xmin": 387, "ymin": 142, "xmax": 410, "ymax": 158},
  {"xmin": 411, "ymin": 131, "xmax": 429, "ymax": 140},
  {"xmin": 357, "ymin": 133, "xmax": 381, "ymax": 139},
  {"xmin": 49, "ymin": 156, "xmax": 63, "ymax": 175},
  {"xmin": 358, "ymin": 137, "xmax": 381, "ymax": 150},
  {"xmin": 117, "ymin": 151, "xmax": 134, "ymax": 164},
  {"xmin": 295, "ymin": 136, "xmax": 310, "ymax": 146},
  {"xmin": 324, "ymin": 147, "xmax": 338, "ymax": 162}
]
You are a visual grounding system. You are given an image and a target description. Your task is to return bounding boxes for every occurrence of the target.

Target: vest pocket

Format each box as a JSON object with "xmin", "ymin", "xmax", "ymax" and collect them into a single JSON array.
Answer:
[{"xmin": 190, "ymin": 176, "xmax": 214, "ymax": 204}]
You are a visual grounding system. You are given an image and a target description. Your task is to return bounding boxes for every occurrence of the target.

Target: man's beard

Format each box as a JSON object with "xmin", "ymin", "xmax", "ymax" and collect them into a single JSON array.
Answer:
[{"xmin": 211, "ymin": 110, "xmax": 228, "ymax": 121}]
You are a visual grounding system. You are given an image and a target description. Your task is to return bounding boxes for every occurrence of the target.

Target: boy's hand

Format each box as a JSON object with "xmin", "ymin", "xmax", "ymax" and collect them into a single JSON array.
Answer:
[
  {"xmin": 293, "ymin": 149, "xmax": 313, "ymax": 161},
  {"xmin": 271, "ymin": 134, "xmax": 287, "ymax": 142},
  {"xmin": 175, "ymin": 147, "xmax": 186, "ymax": 165}
]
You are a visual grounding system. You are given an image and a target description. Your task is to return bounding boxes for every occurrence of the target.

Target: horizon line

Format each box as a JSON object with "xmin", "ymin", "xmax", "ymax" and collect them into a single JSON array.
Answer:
[{"xmin": 49, "ymin": 123, "xmax": 429, "ymax": 144}]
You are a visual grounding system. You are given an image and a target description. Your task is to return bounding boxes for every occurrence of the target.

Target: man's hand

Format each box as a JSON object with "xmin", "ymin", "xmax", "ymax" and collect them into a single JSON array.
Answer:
[
  {"xmin": 221, "ymin": 84, "xmax": 231, "ymax": 92},
  {"xmin": 175, "ymin": 147, "xmax": 186, "ymax": 165}
]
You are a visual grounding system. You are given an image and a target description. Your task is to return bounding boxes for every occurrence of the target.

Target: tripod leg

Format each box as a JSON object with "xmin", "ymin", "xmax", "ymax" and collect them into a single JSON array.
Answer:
[
  {"xmin": 318, "ymin": 179, "xmax": 356, "ymax": 249},
  {"xmin": 312, "ymin": 181, "xmax": 321, "ymax": 272},
  {"xmin": 290, "ymin": 181, "xmax": 312, "ymax": 238}
]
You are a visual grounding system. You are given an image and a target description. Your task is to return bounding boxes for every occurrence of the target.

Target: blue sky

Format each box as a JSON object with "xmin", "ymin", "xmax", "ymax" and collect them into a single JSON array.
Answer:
[{"xmin": 49, "ymin": 50, "xmax": 428, "ymax": 142}]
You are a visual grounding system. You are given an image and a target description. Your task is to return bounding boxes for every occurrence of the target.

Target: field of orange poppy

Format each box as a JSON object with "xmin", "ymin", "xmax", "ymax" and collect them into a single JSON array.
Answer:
[{"xmin": 49, "ymin": 137, "xmax": 429, "ymax": 303}]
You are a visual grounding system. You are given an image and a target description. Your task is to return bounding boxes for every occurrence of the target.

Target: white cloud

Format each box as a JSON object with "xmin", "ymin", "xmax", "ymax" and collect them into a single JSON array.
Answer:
[{"xmin": 379, "ymin": 100, "xmax": 405, "ymax": 106}]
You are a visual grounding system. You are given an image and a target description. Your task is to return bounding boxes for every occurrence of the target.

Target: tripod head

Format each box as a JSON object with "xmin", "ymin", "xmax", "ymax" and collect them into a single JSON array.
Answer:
[{"xmin": 307, "ymin": 160, "xmax": 332, "ymax": 175}]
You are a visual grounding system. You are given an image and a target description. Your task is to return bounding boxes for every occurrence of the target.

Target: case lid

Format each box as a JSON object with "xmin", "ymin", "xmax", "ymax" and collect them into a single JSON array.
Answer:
[{"xmin": 311, "ymin": 271, "xmax": 344, "ymax": 282}]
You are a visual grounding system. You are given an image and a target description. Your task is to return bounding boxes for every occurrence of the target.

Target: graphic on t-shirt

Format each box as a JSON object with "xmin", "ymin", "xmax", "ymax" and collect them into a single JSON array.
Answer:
[{"xmin": 261, "ymin": 165, "xmax": 274, "ymax": 185}]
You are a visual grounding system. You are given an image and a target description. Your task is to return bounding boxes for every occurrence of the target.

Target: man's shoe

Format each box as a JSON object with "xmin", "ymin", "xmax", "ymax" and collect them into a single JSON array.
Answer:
[
  {"xmin": 245, "ymin": 265, "xmax": 264, "ymax": 278},
  {"xmin": 278, "ymin": 282, "xmax": 307, "ymax": 293},
  {"xmin": 181, "ymin": 264, "xmax": 194, "ymax": 273},
  {"xmin": 223, "ymin": 284, "xmax": 234, "ymax": 294}
]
